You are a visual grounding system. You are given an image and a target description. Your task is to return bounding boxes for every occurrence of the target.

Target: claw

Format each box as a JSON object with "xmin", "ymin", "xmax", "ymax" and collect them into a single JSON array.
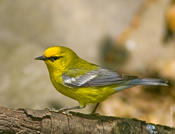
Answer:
[
  {"xmin": 61, "ymin": 111, "xmax": 72, "ymax": 116},
  {"xmin": 47, "ymin": 108, "xmax": 72, "ymax": 116}
]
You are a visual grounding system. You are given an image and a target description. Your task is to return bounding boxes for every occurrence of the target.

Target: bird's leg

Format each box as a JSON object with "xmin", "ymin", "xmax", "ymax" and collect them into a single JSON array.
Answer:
[
  {"xmin": 57, "ymin": 105, "xmax": 85, "ymax": 113},
  {"xmin": 91, "ymin": 103, "xmax": 100, "ymax": 114}
]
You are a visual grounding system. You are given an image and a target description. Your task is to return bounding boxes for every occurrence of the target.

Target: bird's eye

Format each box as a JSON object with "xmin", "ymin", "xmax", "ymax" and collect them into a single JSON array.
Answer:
[{"xmin": 49, "ymin": 56, "xmax": 63, "ymax": 61}]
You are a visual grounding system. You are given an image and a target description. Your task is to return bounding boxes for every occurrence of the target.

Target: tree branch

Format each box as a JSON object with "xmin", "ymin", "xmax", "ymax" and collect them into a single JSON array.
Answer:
[{"xmin": 0, "ymin": 106, "xmax": 174, "ymax": 134}]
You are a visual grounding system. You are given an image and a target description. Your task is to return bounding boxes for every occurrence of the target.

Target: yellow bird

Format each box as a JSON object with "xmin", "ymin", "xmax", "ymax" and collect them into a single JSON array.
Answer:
[{"xmin": 35, "ymin": 46, "xmax": 168, "ymax": 113}]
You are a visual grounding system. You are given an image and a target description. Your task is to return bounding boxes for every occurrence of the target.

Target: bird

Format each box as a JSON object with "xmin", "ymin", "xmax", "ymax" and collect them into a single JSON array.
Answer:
[{"xmin": 35, "ymin": 46, "xmax": 168, "ymax": 113}]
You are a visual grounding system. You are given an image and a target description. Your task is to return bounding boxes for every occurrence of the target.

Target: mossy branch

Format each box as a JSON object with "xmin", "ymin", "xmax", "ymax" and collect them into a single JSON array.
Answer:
[{"xmin": 0, "ymin": 106, "xmax": 174, "ymax": 134}]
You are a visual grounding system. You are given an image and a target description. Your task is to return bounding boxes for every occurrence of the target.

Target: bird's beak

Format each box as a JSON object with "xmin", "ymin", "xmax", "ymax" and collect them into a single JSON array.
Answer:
[{"xmin": 35, "ymin": 55, "xmax": 47, "ymax": 61}]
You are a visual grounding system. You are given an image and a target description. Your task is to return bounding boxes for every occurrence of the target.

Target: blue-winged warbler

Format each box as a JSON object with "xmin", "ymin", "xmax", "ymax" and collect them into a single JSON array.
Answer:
[{"xmin": 35, "ymin": 46, "xmax": 168, "ymax": 112}]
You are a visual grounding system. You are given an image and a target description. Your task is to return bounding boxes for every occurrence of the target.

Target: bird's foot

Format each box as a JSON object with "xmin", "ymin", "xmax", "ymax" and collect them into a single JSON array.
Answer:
[
  {"xmin": 45, "ymin": 108, "xmax": 72, "ymax": 116},
  {"xmin": 61, "ymin": 111, "xmax": 72, "ymax": 116}
]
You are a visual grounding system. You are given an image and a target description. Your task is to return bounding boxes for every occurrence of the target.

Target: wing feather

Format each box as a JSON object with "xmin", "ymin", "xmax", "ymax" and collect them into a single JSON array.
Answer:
[{"xmin": 62, "ymin": 68, "xmax": 125, "ymax": 87}]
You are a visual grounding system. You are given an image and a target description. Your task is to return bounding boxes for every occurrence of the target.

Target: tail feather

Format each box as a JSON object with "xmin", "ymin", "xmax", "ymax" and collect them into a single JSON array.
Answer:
[
  {"xmin": 114, "ymin": 78, "xmax": 168, "ymax": 92},
  {"xmin": 130, "ymin": 78, "xmax": 168, "ymax": 86}
]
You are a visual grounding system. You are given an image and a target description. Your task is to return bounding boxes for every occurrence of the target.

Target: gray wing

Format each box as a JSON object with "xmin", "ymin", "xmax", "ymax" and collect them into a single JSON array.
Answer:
[{"xmin": 62, "ymin": 68, "xmax": 125, "ymax": 87}]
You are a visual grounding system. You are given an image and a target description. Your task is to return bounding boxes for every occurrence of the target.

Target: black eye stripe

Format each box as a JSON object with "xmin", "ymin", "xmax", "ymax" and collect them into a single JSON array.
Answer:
[{"xmin": 49, "ymin": 56, "xmax": 63, "ymax": 61}]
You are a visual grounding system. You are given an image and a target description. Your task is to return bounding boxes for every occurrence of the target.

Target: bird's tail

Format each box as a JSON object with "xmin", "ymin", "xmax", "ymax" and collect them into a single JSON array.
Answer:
[
  {"xmin": 130, "ymin": 78, "xmax": 168, "ymax": 86},
  {"xmin": 114, "ymin": 78, "xmax": 168, "ymax": 92}
]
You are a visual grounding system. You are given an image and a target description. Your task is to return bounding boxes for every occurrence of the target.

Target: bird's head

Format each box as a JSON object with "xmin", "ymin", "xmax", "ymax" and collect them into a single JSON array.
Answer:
[{"xmin": 35, "ymin": 46, "xmax": 78, "ymax": 71}]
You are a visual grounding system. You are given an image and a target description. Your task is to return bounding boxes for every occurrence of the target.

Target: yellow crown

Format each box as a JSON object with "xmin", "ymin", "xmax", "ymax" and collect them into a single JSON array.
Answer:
[{"xmin": 44, "ymin": 46, "xmax": 61, "ymax": 57}]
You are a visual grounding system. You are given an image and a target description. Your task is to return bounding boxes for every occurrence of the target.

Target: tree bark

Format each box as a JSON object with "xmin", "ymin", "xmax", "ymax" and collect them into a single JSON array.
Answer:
[{"xmin": 0, "ymin": 106, "xmax": 174, "ymax": 134}]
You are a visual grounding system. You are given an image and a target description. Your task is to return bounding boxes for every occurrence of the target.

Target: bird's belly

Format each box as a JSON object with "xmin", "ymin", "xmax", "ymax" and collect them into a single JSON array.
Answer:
[
  {"xmin": 51, "ymin": 74, "xmax": 116, "ymax": 106},
  {"xmin": 75, "ymin": 86, "xmax": 116, "ymax": 105},
  {"xmin": 53, "ymin": 83, "xmax": 116, "ymax": 106}
]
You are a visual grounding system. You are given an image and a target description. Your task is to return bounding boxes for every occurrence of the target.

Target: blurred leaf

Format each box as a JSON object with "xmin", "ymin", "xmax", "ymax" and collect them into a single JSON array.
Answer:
[
  {"xmin": 99, "ymin": 37, "xmax": 129, "ymax": 70},
  {"xmin": 163, "ymin": 2, "xmax": 175, "ymax": 43}
]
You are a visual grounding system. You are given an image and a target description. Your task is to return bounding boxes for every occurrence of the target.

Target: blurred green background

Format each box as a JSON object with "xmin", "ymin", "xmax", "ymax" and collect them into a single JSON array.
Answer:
[{"xmin": 0, "ymin": 0, "xmax": 175, "ymax": 127}]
